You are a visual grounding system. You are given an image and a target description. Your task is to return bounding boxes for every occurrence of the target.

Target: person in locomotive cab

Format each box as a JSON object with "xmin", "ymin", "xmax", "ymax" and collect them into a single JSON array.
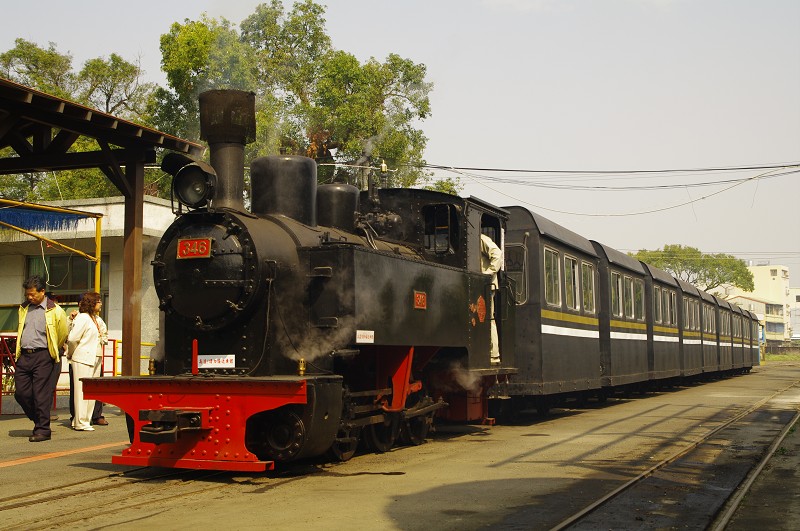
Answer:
[
  {"xmin": 480, "ymin": 233, "xmax": 503, "ymax": 364},
  {"xmin": 14, "ymin": 276, "xmax": 69, "ymax": 442}
]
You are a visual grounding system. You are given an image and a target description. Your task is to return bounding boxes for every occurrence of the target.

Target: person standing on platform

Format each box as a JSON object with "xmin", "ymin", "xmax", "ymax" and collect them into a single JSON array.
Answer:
[
  {"xmin": 66, "ymin": 292, "xmax": 103, "ymax": 431},
  {"xmin": 91, "ymin": 309, "xmax": 108, "ymax": 425},
  {"xmin": 68, "ymin": 297, "xmax": 109, "ymax": 426},
  {"xmin": 14, "ymin": 276, "xmax": 68, "ymax": 442}
]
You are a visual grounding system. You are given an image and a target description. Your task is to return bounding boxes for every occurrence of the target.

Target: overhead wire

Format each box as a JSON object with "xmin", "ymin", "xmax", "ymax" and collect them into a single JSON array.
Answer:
[
  {"xmin": 433, "ymin": 169, "xmax": 794, "ymax": 191},
  {"xmin": 313, "ymin": 159, "xmax": 798, "ymax": 217},
  {"xmin": 421, "ymin": 161, "xmax": 800, "ymax": 175},
  {"xmin": 429, "ymin": 165, "xmax": 795, "ymax": 217}
]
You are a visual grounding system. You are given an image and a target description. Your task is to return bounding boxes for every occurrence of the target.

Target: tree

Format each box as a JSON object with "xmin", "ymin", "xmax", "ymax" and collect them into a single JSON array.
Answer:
[
  {"xmin": 422, "ymin": 176, "xmax": 463, "ymax": 195},
  {"xmin": 240, "ymin": 0, "xmax": 331, "ymax": 103},
  {"xmin": 309, "ymin": 51, "xmax": 432, "ymax": 186},
  {"xmin": 0, "ymin": 38, "xmax": 75, "ymax": 98},
  {"xmin": 153, "ymin": 14, "xmax": 256, "ymax": 140},
  {"xmin": 1, "ymin": 40, "xmax": 163, "ymax": 201},
  {"xmin": 632, "ymin": 244, "xmax": 755, "ymax": 294},
  {"xmin": 156, "ymin": 0, "xmax": 423, "ymax": 190},
  {"xmin": 2, "ymin": 0, "xmax": 435, "ymax": 201},
  {"xmin": 77, "ymin": 54, "xmax": 157, "ymax": 121}
]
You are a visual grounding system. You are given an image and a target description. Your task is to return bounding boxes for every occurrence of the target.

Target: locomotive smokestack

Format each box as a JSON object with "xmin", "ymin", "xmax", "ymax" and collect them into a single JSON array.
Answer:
[{"xmin": 198, "ymin": 90, "xmax": 256, "ymax": 211}]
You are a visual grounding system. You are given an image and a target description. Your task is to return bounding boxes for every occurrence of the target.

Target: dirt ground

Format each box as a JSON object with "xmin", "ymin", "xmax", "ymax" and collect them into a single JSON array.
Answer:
[
  {"xmin": 727, "ymin": 405, "xmax": 800, "ymax": 530},
  {"xmin": 3, "ymin": 363, "xmax": 800, "ymax": 530}
]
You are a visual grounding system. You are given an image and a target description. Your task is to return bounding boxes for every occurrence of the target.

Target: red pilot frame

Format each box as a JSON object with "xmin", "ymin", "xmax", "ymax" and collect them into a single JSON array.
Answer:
[{"xmin": 83, "ymin": 377, "xmax": 308, "ymax": 472}]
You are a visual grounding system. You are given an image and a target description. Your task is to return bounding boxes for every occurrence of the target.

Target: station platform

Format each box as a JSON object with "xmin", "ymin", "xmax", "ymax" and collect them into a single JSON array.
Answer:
[{"xmin": 1, "ymin": 395, "xmax": 132, "ymax": 494}]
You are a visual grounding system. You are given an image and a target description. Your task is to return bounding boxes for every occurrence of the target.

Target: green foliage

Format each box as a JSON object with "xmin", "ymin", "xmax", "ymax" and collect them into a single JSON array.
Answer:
[
  {"xmin": 421, "ymin": 176, "xmax": 464, "ymax": 196},
  {"xmin": 77, "ymin": 54, "xmax": 157, "ymax": 120},
  {"xmin": 240, "ymin": 1, "xmax": 432, "ymax": 186},
  {"xmin": 1, "ymin": 40, "xmax": 161, "ymax": 201},
  {"xmin": 632, "ymin": 244, "xmax": 755, "ymax": 293},
  {"xmin": 153, "ymin": 15, "xmax": 257, "ymax": 139},
  {"xmin": 0, "ymin": 38, "xmax": 75, "ymax": 98},
  {"xmin": 309, "ymin": 51, "xmax": 432, "ymax": 186},
  {"xmin": 2, "ymin": 0, "xmax": 434, "ymax": 201},
  {"xmin": 241, "ymin": 0, "xmax": 331, "ymax": 103}
]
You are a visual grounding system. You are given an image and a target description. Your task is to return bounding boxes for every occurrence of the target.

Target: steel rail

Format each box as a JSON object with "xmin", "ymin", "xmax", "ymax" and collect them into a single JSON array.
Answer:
[
  {"xmin": 548, "ymin": 380, "xmax": 800, "ymax": 531},
  {"xmin": 710, "ymin": 409, "xmax": 800, "ymax": 530}
]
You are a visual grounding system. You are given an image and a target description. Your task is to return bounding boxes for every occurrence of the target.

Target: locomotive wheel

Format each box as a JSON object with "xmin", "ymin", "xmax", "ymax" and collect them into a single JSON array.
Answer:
[
  {"xmin": 401, "ymin": 413, "xmax": 432, "ymax": 446},
  {"xmin": 400, "ymin": 392, "xmax": 434, "ymax": 446},
  {"xmin": 262, "ymin": 410, "xmax": 306, "ymax": 461},
  {"xmin": 327, "ymin": 425, "xmax": 361, "ymax": 462},
  {"xmin": 365, "ymin": 415, "xmax": 398, "ymax": 453}
]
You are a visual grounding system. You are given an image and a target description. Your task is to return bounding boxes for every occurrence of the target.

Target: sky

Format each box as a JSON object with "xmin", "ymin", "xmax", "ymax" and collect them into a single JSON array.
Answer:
[{"xmin": 3, "ymin": 0, "xmax": 799, "ymax": 277}]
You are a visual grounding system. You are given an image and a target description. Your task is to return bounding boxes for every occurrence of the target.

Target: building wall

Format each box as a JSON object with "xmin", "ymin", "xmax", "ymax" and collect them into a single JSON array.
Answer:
[
  {"xmin": 727, "ymin": 264, "xmax": 792, "ymax": 341},
  {"xmin": 790, "ymin": 287, "xmax": 800, "ymax": 340},
  {"xmin": 727, "ymin": 295, "xmax": 779, "ymax": 342},
  {"xmin": 0, "ymin": 196, "xmax": 175, "ymax": 369}
]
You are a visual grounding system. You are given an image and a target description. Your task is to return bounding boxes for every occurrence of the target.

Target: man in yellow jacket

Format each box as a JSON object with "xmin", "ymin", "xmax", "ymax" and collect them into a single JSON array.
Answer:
[{"xmin": 15, "ymin": 276, "xmax": 68, "ymax": 442}]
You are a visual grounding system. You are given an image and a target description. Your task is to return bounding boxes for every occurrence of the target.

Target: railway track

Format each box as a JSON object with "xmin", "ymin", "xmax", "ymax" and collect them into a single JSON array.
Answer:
[
  {"xmin": 550, "ymin": 382, "xmax": 800, "ymax": 530},
  {"xmin": 3, "ymin": 365, "xmax": 799, "ymax": 530},
  {"xmin": 0, "ymin": 464, "xmax": 314, "ymax": 530}
]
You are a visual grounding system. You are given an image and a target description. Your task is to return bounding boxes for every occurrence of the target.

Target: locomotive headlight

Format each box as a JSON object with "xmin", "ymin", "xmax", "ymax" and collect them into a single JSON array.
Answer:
[{"xmin": 173, "ymin": 162, "xmax": 217, "ymax": 209}]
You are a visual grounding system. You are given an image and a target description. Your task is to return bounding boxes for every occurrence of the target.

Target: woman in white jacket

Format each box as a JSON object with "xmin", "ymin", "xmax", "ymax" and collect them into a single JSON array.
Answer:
[{"xmin": 67, "ymin": 292, "xmax": 103, "ymax": 431}]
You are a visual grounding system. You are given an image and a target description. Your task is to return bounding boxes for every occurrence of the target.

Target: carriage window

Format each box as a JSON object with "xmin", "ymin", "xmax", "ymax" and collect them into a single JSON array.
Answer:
[
  {"xmin": 655, "ymin": 286, "xmax": 662, "ymax": 323},
  {"xmin": 623, "ymin": 276, "xmax": 634, "ymax": 318},
  {"xmin": 702, "ymin": 305, "xmax": 707, "ymax": 333},
  {"xmin": 544, "ymin": 247, "xmax": 561, "ymax": 307},
  {"xmin": 505, "ymin": 244, "xmax": 527, "ymax": 305},
  {"xmin": 581, "ymin": 262, "xmax": 595, "ymax": 314},
  {"xmin": 694, "ymin": 301, "xmax": 700, "ymax": 331},
  {"xmin": 669, "ymin": 291, "xmax": 677, "ymax": 326},
  {"xmin": 422, "ymin": 204, "xmax": 458, "ymax": 254},
  {"xmin": 611, "ymin": 271, "xmax": 622, "ymax": 317},
  {"xmin": 662, "ymin": 289, "xmax": 671, "ymax": 325},
  {"xmin": 634, "ymin": 279, "xmax": 644, "ymax": 321},
  {"xmin": 683, "ymin": 298, "xmax": 689, "ymax": 330},
  {"xmin": 705, "ymin": 304, "xmax": 716, "ymax": 334},
  {"xmin": 565, "ymin": 256, "xmax": 579, "ymax": 310}
]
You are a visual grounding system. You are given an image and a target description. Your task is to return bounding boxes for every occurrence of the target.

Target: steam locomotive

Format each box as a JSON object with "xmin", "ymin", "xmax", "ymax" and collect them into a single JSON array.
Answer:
[
  {"xmin": 84, "ymin": 90, "xmax": 759, "ymax": 472},
  {"xmin": 85, "ymin": 90, "xmax": 516, "ymax": 471}
]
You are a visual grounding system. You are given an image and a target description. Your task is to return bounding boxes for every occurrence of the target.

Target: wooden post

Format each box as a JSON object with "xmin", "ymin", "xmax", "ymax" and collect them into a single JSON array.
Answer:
[{"xmin": 121, "ymin": 156, "xmax": 144, "ymax": 376}]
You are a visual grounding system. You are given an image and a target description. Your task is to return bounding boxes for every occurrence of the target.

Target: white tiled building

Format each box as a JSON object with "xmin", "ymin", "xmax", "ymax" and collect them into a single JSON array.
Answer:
[
  {"xmin": 0, "ymin": 196, "xmax": 175, "ymax": 373},
  {"xmin": 726, "ymin": 265, "xmax": 792, "ymax": 341}
]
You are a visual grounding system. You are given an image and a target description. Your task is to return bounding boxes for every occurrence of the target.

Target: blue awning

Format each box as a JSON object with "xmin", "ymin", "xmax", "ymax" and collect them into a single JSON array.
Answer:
[{"xmin": 0, "ymin": 205, "xmax": 84, "ymax": 232}]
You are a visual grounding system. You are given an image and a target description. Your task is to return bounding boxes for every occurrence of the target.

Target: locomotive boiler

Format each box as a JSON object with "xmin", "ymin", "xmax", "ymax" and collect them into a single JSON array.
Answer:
[{"xmin": 84, "ymin": 90, "xmax": 516, "ymax": 471}]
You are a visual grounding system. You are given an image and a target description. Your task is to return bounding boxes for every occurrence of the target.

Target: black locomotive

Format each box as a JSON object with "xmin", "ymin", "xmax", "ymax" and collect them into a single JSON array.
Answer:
[
  {"xmin": 85, "ymin": 90, "xmax": 516, "ymax": 471},
  {"xmin": 85, "ymin": 89, "xmax": 759, "ymax": 472}
]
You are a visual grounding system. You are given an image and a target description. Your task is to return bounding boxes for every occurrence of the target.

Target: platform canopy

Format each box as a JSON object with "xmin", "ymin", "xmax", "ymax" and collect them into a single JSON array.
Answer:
[{"xmin": 0, "ymin": 76, "xmax": 204, "ymax": 375}]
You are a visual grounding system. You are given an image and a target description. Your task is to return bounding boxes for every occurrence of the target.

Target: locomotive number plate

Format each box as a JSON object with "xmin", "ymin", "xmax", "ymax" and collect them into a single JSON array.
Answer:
[{"xmin": 177, "ymin": 238, "xmax": 212, "ymax": 259}]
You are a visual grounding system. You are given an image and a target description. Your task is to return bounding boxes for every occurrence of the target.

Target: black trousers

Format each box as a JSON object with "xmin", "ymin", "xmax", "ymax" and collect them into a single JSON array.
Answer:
[
  {"xmin": 68, "ymin": 363, "xmax": 103, "ymax": 421},
  {"xmin": 14, "ymin": 349, "xmax": 57, "ymax": 437}
]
